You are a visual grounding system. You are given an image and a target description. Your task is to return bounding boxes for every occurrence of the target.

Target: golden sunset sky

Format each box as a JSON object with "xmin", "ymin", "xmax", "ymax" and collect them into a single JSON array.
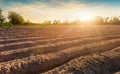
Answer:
[{"xmin": 0, "ymin": 0, "xmax": 120, "ymax": 23}]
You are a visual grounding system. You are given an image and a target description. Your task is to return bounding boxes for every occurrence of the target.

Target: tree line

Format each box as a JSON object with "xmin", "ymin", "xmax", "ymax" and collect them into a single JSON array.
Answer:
[
  {"xmin": 0, "ymin": 8, "xmax": 120, "ymax": 26},
  {"xmin": 0, "ymin": 8, "xmax": 24, "ymax": 26},
  {"xmin": 41, "ymin": 16, "xmax": 120, "ymax": 25}
]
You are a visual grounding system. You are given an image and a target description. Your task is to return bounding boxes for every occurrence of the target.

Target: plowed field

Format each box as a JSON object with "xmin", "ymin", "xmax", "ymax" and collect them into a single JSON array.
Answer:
[{"xmin": 0, "ymin": 25, "xmax": 120, "ymax": 74}]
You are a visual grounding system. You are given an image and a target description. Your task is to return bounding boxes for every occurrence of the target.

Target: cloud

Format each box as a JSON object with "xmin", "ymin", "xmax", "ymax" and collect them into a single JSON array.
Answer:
[
  {"xmin": 1, "ymin": 0, "xmax": 86, "ymax": 11},
  {"xmin": 0, "ymin": 0, "xmax": 86, "ymax": 22}
]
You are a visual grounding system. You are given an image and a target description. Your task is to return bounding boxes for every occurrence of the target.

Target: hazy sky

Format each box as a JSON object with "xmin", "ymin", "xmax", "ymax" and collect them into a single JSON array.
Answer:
[{"xmin": 0, "ymin": 0, "xmax": 120, "ymax": 23}]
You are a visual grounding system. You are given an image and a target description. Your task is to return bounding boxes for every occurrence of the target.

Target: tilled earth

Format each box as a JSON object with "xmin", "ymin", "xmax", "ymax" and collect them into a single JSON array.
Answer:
[{"xmin": 0, "ymin": 25, "xmax": 120, "ymax": 74}]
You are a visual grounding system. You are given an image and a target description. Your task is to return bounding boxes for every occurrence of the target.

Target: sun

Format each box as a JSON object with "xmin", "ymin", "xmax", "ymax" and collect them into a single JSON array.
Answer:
[{"xmin": 81, "ymin": 15, "xmax": 93, "ymax": 21}]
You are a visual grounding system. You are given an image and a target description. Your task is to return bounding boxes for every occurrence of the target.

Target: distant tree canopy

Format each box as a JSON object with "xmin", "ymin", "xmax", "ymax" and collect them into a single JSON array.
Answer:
[
  {"xmin": 110, "ymin": 16, "xmax": 120, "ymax": 24},
  {"xmin": 94, "ymin": 16, "xmax": 104, "ymax": 24},
  {"xmin": 8, "ymin": 11, "xmax": 24, "ymax": 25},
  {"xmin": 0, "ymin": 9, "xmax": 5, "ymax": 24}
]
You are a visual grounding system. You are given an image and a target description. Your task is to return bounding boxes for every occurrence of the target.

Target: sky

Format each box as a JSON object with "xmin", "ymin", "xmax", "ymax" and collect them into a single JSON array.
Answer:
[{"xmin": 0, "ymin": 0, "xmax": 120, "ymax": 23}]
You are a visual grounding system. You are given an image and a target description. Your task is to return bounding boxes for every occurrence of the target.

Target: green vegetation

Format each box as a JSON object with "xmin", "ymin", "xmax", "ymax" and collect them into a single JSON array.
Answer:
[
  {"xmin": 0, "ymin": 9, "xmax": 5, "ymax": 24},
  {"xmin": 0, "ymin": 8, "xmax": 25, "ymax": 26},
  {"xmin": 8, "ymin": 11, "xmax": 24, "ymax": 25}
]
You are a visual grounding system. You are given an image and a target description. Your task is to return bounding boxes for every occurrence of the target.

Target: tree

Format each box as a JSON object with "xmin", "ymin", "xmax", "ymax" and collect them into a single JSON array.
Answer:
[
  {"xmin": 94, "ymin": 16, "xmax": 104, "ymax": 25},
  {"xmin": 53, "ymin": 20, "xmax": 61, "ymax": 25},
  {"xmin": 110, "ymin": 16, "xmax": 120, "ymax": 24},
  {"xmin": 43, "ymin": 20, "xmax": 51, "ymax": 25},
  {"xmin": 0, "ymin": 8, "xmax": 5, "ymax": 24},
  {"xmin": 8, "ymin": 11, "xmax": 24, "ymax": 25}
]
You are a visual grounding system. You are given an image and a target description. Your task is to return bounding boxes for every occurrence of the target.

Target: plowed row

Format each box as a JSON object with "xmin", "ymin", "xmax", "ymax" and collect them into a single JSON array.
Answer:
[{"xmin": 0, "ymin": 25, "xmax": 120, "ymax": 74}]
